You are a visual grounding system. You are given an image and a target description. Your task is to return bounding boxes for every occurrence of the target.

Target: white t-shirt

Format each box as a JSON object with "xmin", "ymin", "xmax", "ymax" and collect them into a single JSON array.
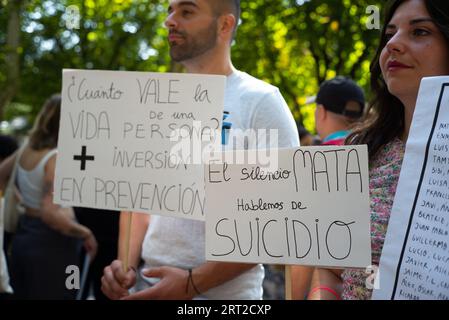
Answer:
[{"xmin": 139, "ymin": 70, "xmax": 300, "ymax": 299}]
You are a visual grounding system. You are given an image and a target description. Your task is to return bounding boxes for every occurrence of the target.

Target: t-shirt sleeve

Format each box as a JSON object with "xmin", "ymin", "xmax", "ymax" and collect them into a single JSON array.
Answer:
[{"xmin": 249, "ymin": 88, "xmax": 300, "ymax": 149}]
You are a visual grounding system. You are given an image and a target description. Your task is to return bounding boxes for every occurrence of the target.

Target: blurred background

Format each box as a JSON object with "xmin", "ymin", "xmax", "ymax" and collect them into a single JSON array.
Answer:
[{"xmin": 0, "ymin": 0, "xmax": 383, "ymax": 138}]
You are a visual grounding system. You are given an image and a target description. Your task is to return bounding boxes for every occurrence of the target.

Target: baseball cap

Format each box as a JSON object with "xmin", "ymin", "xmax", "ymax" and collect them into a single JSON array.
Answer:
[{"xmin": 316, "ymin": 76, "xmax": 365, "ymax": 119}]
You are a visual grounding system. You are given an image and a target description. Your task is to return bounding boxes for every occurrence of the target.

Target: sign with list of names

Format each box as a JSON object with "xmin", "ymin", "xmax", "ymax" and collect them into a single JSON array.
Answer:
[
  {"xmin": 373, "ymin": 76, "xmax": 449, "ymax": 300},
  {"xmin": 54, "ymin": 69, "xmax": 225, "ymax": 221},
  {"xmin": 205, "ymin": 146, "xmax": 371, "ymax": 268}
]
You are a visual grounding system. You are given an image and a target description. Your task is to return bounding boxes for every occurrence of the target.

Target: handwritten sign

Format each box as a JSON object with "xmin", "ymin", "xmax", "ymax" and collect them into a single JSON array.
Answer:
[
  {"xmin": 54, "ymin": 69, "xmax": 225, "ymax": 221},
  {"xmin": 205, "ymin": 146, "xmax": 371, "ymax": 268},
  {"xmin": 373, "ymin": 77, "xmax": 449, "ymax": 300}
]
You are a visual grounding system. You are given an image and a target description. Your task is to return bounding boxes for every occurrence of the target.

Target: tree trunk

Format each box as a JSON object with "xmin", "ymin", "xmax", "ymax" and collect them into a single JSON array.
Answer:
[{"xmin": 0, "ymin": 0, "xmax": 22, "ymax": 121}]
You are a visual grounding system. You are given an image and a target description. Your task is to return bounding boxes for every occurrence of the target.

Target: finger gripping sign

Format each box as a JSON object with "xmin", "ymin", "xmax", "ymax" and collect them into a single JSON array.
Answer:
[
  {"xmin": 205, "ymin": 146, "xmax": 371, "ymax": 268},
  {"xmin": 54, "ymin": 69, "xmax": 225, "ymax": 221}
]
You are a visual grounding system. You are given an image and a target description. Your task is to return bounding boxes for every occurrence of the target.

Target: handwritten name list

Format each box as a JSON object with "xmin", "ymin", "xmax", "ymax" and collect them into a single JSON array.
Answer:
[{"xmin": 374, "ymin": 77, "xmax": 449, "ymax": 300}]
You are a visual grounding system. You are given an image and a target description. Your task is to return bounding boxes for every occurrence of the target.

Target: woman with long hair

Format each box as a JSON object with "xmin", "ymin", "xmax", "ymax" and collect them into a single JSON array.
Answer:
[
  {"xmin": 308, "ymin": 0, "xmax": 449, "ymax": 300},
  {"xmin": 0, "ymin": 94, "xmax": 97, "ymax": 299}
]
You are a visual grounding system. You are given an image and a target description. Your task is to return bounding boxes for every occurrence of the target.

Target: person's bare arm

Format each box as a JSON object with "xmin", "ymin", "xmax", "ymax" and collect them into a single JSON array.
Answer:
[
  {"xmin": 307, "ymin": 268, "xmax": 343, "ymax": 300},
  {"xmin": 40, "ymin": 155, "xmax": 97, "ymax": 258},
  {"xmin": 191, "ymin": 262, "xmax": 256, "ymax": 294},
  {"xmin": 40, "ymin": 155, "xmax": 85, "ymax": 235},
  {"xmin": 291, "ymin": 265, "xmax": 314, "ymax": 300}
]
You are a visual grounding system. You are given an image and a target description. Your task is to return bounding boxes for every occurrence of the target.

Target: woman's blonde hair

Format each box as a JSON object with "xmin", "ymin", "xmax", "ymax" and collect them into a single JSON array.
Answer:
[{"xmin": 29, "ymin": 94, "xmax": 61, "ymax": 150}]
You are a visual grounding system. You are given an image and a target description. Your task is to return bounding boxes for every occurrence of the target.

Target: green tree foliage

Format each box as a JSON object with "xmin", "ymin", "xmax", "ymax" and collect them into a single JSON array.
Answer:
[
  {"xmin": 233, "ymin": 0, "xmax": 383, "ymax": 132},
  {"xmin": 0, "ymin": 0, "xmax": 23, "ymax": 121},
  {"xmin": 14, "ymin": 0, "xmax": 169, "ymax": 117},
  {"xmin": 1, "ymin": 0, "xmax": 385, "ymax": 133}
]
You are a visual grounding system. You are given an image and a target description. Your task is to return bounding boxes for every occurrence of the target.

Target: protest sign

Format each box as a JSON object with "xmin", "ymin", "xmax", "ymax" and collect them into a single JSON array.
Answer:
[
  {"xmin": 54, "ymin": 69, "xmax": 225, "ymax": 221},
  {"xmin": 373, "ymin": 76, "xmax": 449, "ymax": 300},
  {"xmin": 205, "ymin": 146, "xmax": 371, "ymax": 268}
]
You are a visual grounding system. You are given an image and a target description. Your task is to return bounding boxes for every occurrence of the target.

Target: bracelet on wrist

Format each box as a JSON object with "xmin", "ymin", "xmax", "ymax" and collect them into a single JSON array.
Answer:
[
  {"xmin": 308, "ymin": 285, "xmax": 341, "ymax": 300},
  {"xmin": 185, "ymin": 268, "xmax": 201, "ymax": 296}
]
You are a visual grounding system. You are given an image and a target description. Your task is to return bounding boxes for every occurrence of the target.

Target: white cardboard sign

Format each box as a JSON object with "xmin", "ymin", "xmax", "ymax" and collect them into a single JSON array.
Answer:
[
  {"xmin": 54, "ymin": 69, "xmax": 225, "ymax": 221},
  {"xmin": 205, "ymin": 146, "xmax": 371, "ymax": 268},
  {"xmin": 373, "ymin": 77, "xmax": 449, "ymax": 300}
]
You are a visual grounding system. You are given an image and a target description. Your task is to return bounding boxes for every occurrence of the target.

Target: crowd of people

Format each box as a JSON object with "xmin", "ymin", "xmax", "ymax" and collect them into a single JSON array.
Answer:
[{"xmin": 1, "ymin": 0, "xmax": 448, "ymax": 300}]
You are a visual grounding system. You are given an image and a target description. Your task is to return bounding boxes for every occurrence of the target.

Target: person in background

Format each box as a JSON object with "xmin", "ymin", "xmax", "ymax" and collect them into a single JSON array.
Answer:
[
  {"xmin": 296, "ymin": 124, "xmax": 319, "ymax": 146},
  {"xmin": 0, "ymin": 135, "xmax": 19, "ymax": 259},
  {"xmin": 0, "ymin": 135, "xmax": 18, "ymax": 299},
  {"xmin": 0, "ymin": 94, "xmax": 97, "ymax": 299},
  {"xmin": 101, "ymin": 0, "xmax": 299, "ymax": 300},
  {"xmin": 314, "ymin": 76, "xmax": 365, "ymax": 146},
  {"xmin": 75, "ymin": 207, "xmax": 119, "ymax": 300},
  {"xmin": 310, "ymin": 0, "xmax": 449, "ymax": 300}
]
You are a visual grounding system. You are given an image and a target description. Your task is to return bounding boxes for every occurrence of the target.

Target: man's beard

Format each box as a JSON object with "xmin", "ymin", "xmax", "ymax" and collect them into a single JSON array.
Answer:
[{"xmin": 169, "ymin": 21, "xmax": 218, "ymax": 62}]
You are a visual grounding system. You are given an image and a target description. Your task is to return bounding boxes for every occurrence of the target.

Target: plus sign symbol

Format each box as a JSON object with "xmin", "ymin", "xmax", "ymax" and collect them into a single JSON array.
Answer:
[{"xmin": 73, "ymin": 146, "xmax": 95, "ymax": 171}]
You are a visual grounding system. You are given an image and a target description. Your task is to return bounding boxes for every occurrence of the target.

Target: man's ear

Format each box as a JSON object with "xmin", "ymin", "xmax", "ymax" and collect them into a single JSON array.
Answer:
[
  {"xmin": 316, "ymin": 104, "xmax": 327, "ymax": 121},
  {"xmin": 218, "ymin": 14, "xmax": 236, "ymax": 40}
]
